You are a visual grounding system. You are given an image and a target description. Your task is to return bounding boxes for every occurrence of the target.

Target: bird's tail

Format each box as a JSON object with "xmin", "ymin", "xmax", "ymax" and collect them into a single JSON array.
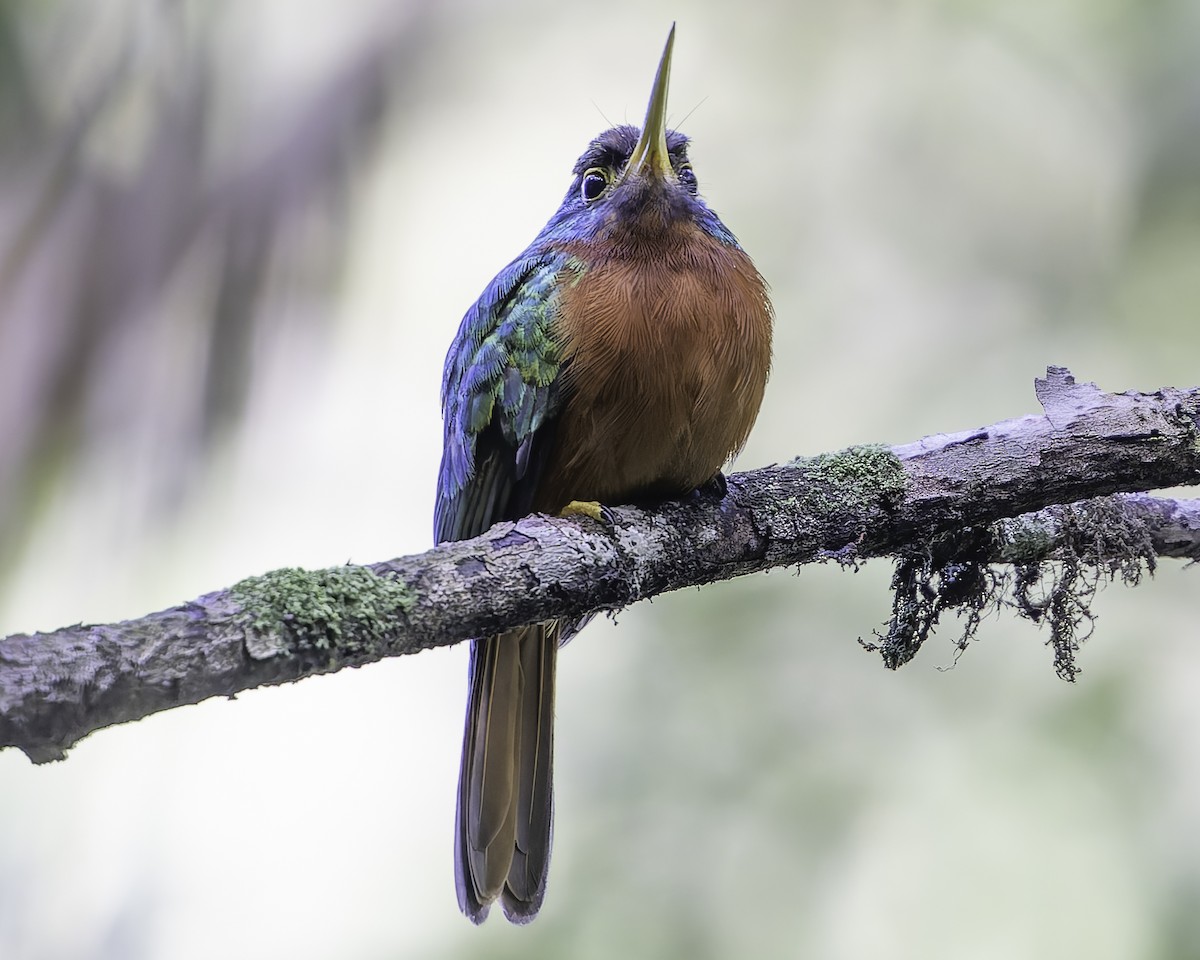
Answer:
[{"xmin": 455, "ymin": 621, "xmax": 558, "ymax": 924}]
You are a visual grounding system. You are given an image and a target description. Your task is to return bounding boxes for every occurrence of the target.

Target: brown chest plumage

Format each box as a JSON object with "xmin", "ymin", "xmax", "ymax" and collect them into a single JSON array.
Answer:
[{"xmin": 533, "ymin": 225, "xmax": 773, "ymax": 512}]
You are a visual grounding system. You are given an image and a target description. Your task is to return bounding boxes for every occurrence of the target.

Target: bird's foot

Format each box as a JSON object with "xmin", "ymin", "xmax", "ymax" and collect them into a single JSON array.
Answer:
[
  {"xmin": 560, "ymin": 500, "xmax": 612, "ymax": 523},
  {"xmin": 696, "ymin": 471, "xmax": 728, "ymax": 500}
]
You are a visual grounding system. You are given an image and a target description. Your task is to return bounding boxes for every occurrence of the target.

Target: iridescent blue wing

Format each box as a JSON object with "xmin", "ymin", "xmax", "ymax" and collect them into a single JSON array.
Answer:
[
  {"xmin": 439, "ymin": 253, "xmax": 571, "ymax": 923},
  {"xmin": 435, "ymin": 252, "xmax": 573, "ymax": 545}
]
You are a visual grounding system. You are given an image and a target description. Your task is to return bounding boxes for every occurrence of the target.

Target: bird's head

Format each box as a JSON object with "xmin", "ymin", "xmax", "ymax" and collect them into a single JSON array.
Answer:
[{"xmin": 538, "ymin": 26, "xmax": 737, "ymax": 248}]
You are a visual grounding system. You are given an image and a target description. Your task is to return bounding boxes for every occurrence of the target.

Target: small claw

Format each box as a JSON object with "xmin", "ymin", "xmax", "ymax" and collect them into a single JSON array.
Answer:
[
  {"xmin": 698, "ymin": 471, "xmax": 728, "ymax": 500},
  {"xmin": 559, "ymin": 500, "xmax": 611, "ymax": 523}
]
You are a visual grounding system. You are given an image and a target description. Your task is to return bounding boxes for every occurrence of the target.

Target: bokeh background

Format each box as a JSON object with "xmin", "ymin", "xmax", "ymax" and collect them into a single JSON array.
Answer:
[{"xmin": 2, "ymin": 1, "xmax": 1199, "ymax": 957}]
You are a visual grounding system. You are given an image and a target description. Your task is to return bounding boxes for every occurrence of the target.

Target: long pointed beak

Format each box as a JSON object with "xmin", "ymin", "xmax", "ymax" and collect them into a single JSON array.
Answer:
[{"xmin": 621, "ymin": 25, "xmax": 675, "ymax": 183}]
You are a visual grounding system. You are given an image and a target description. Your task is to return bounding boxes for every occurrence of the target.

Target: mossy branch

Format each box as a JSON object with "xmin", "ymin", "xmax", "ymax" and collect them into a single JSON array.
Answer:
[{"xmin": 2, "ymin": 367, "xmax": 1198, "ymax": 763}]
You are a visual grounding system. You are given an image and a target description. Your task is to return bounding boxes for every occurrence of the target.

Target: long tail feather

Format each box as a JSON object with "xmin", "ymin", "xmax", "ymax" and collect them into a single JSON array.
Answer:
[{"xmin": 455, "ymin": 623, "xmax": 558, "ymax": 923}]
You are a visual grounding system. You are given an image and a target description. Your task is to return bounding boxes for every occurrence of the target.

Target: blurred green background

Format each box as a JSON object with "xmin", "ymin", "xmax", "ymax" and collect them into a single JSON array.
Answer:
[{"xmin": 1, "ymin": 1, "xmax": 1199, "ymax": 957}]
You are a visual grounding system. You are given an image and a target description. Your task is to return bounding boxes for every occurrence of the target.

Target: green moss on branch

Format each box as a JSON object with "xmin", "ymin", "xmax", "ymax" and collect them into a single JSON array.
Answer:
[{"xmin": 231, "ymin": 566, "xmax": 415, "ymax": 660}]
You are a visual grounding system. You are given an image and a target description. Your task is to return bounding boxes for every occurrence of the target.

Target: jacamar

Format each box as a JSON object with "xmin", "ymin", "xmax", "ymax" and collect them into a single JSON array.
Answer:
[{"xmin": 435, "ymin": 26, "xmax": 773, "ymax": 923}]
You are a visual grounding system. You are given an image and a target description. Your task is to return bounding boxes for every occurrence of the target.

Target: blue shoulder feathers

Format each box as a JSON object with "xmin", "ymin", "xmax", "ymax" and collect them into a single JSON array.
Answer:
[{"xmin": 435, "ymin": 251, "xmax": 578, "ymax": 544}]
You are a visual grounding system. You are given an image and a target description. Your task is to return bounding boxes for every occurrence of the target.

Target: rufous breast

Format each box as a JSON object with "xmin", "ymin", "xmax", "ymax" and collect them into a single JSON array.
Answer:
[{"xmin": 535, "ymin": 222, "xmax": 772, "ymax": 510}]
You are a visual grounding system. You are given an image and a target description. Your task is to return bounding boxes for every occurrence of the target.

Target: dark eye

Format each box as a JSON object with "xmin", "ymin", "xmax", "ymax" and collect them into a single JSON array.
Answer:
[
  {"xmin": 581, "ymin": 167, "xmax": 609, "ymax": 203},
  {"xmin": 678, "ymin": 162, "xmax": 697, "ymax": 194}
]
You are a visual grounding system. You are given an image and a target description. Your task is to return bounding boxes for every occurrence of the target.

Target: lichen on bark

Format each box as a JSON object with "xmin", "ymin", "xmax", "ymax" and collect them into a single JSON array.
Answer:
[{"xmin": 231, "ymin": 566, "xmax": 415, "ymax": 660}]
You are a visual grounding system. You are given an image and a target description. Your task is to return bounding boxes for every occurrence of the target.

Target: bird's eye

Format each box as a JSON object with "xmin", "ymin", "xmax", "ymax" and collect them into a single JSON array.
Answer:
[
  {"xmin": 678, "ymin": 162, "xmax": 698, "ymax": 194},
  {"xmin": 580, "ymin": 168, "xmax": 609, "ymax": 204}
]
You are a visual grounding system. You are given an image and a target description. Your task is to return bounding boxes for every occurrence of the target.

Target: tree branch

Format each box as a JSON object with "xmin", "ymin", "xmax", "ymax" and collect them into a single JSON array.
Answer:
[{"xmin": 3, "ymin": 367, "xmax": 1198, "ymax": 762}]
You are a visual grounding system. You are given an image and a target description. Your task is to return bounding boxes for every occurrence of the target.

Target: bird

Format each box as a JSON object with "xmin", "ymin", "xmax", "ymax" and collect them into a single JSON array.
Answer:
[{"xmin": 434, "ymin": 25, "xmax": 773, "ymax": 924}]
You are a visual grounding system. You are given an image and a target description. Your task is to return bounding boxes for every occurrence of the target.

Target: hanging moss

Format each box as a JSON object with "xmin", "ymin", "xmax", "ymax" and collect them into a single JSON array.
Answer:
[{"xmin": 864, "ymin": 497, "xmax": 1158, "ymax": 682}]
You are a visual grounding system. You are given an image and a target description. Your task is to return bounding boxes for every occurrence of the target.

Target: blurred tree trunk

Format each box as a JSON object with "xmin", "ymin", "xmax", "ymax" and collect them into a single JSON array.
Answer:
[{"xmin": 0, "ymin": 2, "xmax": 430, "ymax": 588}]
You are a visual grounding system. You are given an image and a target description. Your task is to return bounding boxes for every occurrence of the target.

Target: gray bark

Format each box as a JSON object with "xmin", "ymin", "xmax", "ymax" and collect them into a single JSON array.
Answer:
[{"xmin": 1, "ymin": 367, "xmax": 1198, "ymax": 762}]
